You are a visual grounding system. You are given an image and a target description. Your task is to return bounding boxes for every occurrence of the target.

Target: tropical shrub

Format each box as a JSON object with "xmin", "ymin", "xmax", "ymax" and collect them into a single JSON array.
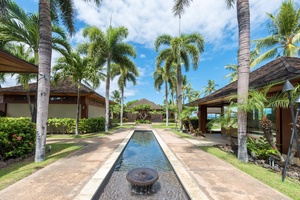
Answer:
[
  {"xmin": 47, "ymin": 117, "xmax": 105, "ymax": 134},
  {"xmin": 135, "ymin": 119, "xmax": 151, "ymax": 124},
  {"xmin": 247, "ymin": 137, "xmax": 278, "ymax": 159},
  {"xmin": 0, "ymin": 117, "xmax": 35, "ymax": 161}
]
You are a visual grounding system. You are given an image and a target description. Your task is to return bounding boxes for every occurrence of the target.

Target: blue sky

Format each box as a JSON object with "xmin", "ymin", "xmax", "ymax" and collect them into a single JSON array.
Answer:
[{"xmin": 5, "ymin": 0, "xmax": 285, "ymax": 105}]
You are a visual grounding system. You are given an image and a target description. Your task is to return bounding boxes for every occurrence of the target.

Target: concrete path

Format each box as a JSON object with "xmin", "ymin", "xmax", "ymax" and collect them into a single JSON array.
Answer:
[
  {"xmin": 0, "ymin": 125, "xmax": 290, "ymax": 200},
  {"xmin": 152, "ymin": 127, "xmax": 290, "ymax": 200}
]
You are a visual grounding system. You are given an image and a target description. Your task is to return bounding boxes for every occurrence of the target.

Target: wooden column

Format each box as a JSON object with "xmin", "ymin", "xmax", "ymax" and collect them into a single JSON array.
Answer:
[{"xmin": 199, "ymin": 105, "xmax": 207, "ymax": 133}]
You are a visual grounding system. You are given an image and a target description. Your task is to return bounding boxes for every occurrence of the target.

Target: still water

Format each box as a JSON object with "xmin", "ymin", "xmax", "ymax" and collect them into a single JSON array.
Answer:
[{"xmin": 97, "ymin": 131, "xmax": 190, "ymax": 200}]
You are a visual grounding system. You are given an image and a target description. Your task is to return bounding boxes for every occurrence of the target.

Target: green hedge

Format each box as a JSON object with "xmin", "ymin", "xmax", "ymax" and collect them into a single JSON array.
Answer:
[
  {"xmin": 47, "ymin": 117, "xmax": 105, "ymax": 134},
  {"xmin": 0, "ymin": 117, "xmax": 35, "ymax": 161}
]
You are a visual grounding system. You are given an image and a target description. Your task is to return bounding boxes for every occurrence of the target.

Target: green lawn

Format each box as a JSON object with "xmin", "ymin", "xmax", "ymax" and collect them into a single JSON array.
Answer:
[
  {"xmin": 0, "ymin": 143, "xmax": 83, "ymax": 191},
  {"xmin": 200, "ymin": 146, "xmax": 300, "ymax": 200},
  {"xmin": 151, "ymin": 123, "xmax": 194, "ymax": 138}
]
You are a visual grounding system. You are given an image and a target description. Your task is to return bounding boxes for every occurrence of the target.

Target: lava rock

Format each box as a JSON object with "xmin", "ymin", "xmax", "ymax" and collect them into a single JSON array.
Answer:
[
  {"xmin": 273, "ymin": 165, "xmax": 281, "ymax": 172},
  {"xmin": 0, "ymin": 161, "xmax": 7, "ymax": 168},
  {"xmin": 263, "ymin": 164, "xmax": 271, "ymax": 168}
]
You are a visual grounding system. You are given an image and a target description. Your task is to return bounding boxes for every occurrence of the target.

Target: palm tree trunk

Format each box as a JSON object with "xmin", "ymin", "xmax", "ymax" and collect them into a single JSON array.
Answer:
[
  {"xmin": 236, "ymin": 0, "xmax": 250, "ymax": 162},
  {"xmin": 105, "ymin": 59, "xmax": 111, "ymax": 132},
  {"xmin": 26, "ymin": 90, "xmax": 33, "ymax": 118},
  {"xmin": 165, "ymin": 81, "xmax": 169, "ymax": 126},
  {"xmin": 75, "ymin": 84, "xmax": 80, "ymax": 135},
  {"xmin": 35, "ymin": 0, "xmax": 51, "ymax": 162},
  {"xmin": 120, "ymin": 87, "xmax": 124, "ymax": 126},
  {"xmin": 177, "ymin": 63, "xmax": 183, "ymax": 132}
]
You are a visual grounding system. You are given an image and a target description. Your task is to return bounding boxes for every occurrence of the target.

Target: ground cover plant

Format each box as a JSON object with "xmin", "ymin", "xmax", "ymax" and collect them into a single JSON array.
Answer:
[
  {"xmin": 0, "ymin": 143, "xmax": 83, "ymax": 191},
  {"xmin": 200, "ymin": 146, "xmax": 300, "ymax": 200}
]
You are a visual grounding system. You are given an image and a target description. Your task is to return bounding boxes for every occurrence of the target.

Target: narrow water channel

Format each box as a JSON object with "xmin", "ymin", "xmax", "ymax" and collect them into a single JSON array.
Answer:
[{"xmin": 96, "ymin": 131, "xmax": 190, "ymax": 200}]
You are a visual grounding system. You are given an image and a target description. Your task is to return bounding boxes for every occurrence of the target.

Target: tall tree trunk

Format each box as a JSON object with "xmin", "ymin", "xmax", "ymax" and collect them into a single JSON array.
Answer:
[
  {"xmin": 105, "ymin": 59, "xmax": 111, "ymax": 132},
  {"xmin": 177, "ymin": 62, "xmax": 183, "ymax": 132},
  {"xmin": 26, "ymin": 90, "xmax": 33, "ymax": 118},
  {"xmin": 35, "ymin": 0, "xmax": 51, "ymax": 162},
  {"xmin": 32, "ymin": 51, "xmax": 39, "ymax": 123},
  {"xmin": 120, "ymin": 87, "xmax": 124, "ymax": 126},
  {"xmin": 75, "ymin": 84, "xmax": 80, "ymax": 135},
  {"xmin": 165, "ymin": 81, "xmax": 169, "ymax": 126},
  {"xmin": 236, "ymin": 0, "xmax": 250, "ymax": 162}
]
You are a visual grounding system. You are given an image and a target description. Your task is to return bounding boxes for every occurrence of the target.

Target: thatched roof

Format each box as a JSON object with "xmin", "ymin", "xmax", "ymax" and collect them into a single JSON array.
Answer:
[
  {"xmin": 0, "ymin": 78, "xmax": 115, "ymax": 104},
  {"xmin": 127, "ymin": 98, "xmax": 162, "ymax": 110},
  {"xmin": 187, "ymin": 57, "xmax": 300, "ymax": 107},
  {"xmin": 0, "ymin": 50, "xmax": 38, "ymax": 73}
]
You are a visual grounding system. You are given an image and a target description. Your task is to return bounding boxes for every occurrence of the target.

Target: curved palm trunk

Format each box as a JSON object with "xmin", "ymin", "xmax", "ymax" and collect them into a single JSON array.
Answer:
[
  {"xmin": 35, "ymin": 0, "xmax": 51, "ymax": 162},
  {"xmin": 75, "ymin": 84, "xmax": 80, "ymax": 135},
  {"xmin": 120, "ymin": 87, "xmax": 124, "ymax": 126},
  {"xmin": 165, "ymin": 81, "xmax": 169, "ymax": 126},
  {"xmin": 105, "ymin": 59, "xmax": 111, "ymax": 132},
  {"xmin": 236, "ymin": 0, "xmax": 250, "ymax": 162}
]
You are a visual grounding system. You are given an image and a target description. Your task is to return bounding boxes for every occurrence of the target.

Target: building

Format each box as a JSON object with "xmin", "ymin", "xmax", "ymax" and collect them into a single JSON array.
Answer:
[
  {"xmin": 187, "ymin": 57, "xmax": 300, "ymax": 154},
  {"xmin": 0, "ymin": 78, "xmax": 112, "ymax": 119}
]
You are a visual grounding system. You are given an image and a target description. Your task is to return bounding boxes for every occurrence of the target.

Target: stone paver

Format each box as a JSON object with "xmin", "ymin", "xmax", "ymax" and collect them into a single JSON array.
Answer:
[
  {"xmin": 0, "ymin": 125, "xmax": 291, "ymax": 200},
  {"xmin": 154, "ymin": 127, "xmax": 290, "ymax": 200}
]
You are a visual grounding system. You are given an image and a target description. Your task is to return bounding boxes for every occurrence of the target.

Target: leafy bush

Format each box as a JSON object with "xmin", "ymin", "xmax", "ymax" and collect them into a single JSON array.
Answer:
[
  {"xmin": 48, "ymin": 117, "xmax": 105, "ymax": 134},
  {"xmin": 247, "ymin": 137, "xmax": 278, "ymax": 159},
  {"xmin": 0, "ymin": 117, "xmax": 35, "ymax": 161},
  {"xmin": 183, "ymin": 118, "xmax": 199, "ymax": 130},
  {"xmin": 135, "ymin": 119, "xmax": 151, "ymax": 124},
  {"xmin": 163, "ymin": 118, "xmax": 176, "ymax": 123}
]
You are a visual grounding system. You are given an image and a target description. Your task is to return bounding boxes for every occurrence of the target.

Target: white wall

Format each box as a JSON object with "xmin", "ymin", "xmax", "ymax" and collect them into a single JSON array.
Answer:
[{"xmin": 88, "ymin": 105, "xmax": 105, "ymax": 118}]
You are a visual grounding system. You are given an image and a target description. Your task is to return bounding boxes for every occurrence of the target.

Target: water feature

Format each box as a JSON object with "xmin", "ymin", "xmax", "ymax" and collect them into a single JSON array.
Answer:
[{"xmin": 95, "ymin": 130, "xmax": 190, "ymax": 200}]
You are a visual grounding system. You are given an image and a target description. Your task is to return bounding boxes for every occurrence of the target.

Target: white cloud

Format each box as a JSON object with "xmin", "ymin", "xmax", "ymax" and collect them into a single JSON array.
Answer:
[
  {"xmin": 140, "ymin": 54, "xmax": 146, "ymax": 58},
  {"xmin": 73, "ymin": 0, "xmax": 284, "ymax": 50}
]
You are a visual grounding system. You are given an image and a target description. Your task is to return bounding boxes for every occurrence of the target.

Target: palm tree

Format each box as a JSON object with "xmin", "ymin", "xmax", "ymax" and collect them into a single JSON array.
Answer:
[
  {"xmin": 83, "ymin": 26, "xmax": 136, "ymax": 132},
  {"xmin": 203, "ymin": 80, "xmax": 219, "ymax": 96},
  {"xmin": 173, "ymin": 0, "xmax": 251, "ymax": 162},
  {"xmin": 53, "ymin": 51, "xmax": 102, "ymax": 135},
  {"xmin": 224, "ymin": 64, "xmax": 238, "ymax": 83},
  {"xmin": 0, "ymin": 73, "xmax": 5, "ymax": 88},
  {"xmin": 251, "ymin": 0, "xmax": 300, "ymax": 67},
  {"xmin": 111, "ymin": 60, "xmax": 138, "ymax": 127},
  {"xmin": 110, "ymin": 90, "xmax": 121, "ymax": 104},
  {"xmin": 154, "ymin": 63, "xmax": 177, "ymax": 126},
  {"xmin": 155, "ymin": 33, "xmax": 204, "ymax": 132}
]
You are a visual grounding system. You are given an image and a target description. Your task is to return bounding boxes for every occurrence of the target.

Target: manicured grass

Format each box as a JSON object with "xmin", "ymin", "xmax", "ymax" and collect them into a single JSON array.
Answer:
[
  {"xmin": 151, "ymin": 123, "xmax": 194, "ymax": 138},
  {"xmin": 200, "ymin": 146, "xmax": 300, "ymax": 200},
  {"xmin": 0, "ymin": 143, "xmax": 83, "ymax": 191},
  {"xmin": 47, "ymin": 132, "xmax": 109, "ymax": 139}
]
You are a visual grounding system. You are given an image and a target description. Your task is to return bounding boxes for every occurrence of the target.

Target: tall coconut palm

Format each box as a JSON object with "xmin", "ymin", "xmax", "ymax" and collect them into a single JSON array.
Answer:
[
  {"xmin": 110, "ymin": 90, "xmax": 121, "ymax": 104},
  {"xmin": 83, "ymin": 26, "xmax": 136, "ymax": 132},
  {"xmin": 153, "ymin": 63, "xmax": 177, "ymax": 126},
  {"xmin": 53, "ymin": 51, "xmax": 103, "ymax": 135},
  {"xmin": 203, "ymin": 80, "xmax": 219, "ymax": 96},
  {"xmin": 111, "ymin": 60, "xmax": 138, "ymax": 126},
  {"xmin": 251, "ymin": 0, "xmax": 300, "ymax": 67},
  {"xmin": 224, "ymin": 64, "xmax": 238, "ymax": 83},
  {"xmin": 173, "ymin": 0, "xmax": 250, "ymax": 162},
  {"xmin": 155, "ymin": 33, "xmax": 204, "ymax": 132}
]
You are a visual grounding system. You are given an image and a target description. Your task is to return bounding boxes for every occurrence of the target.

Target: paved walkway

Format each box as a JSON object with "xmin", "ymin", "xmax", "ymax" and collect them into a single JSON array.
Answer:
[{"xmin": 0, "ymin": 125, "xmax": 290, "ymax": 200}]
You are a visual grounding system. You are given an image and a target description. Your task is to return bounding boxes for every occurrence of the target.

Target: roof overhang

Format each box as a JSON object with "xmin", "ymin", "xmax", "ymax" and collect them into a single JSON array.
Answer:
[{"xmin": 0, "ymin": 50, "xmax": 38, "ymax": 73}]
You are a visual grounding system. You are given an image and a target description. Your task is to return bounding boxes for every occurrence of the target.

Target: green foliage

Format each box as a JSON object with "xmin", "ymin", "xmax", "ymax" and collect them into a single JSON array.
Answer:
[
  {"xmin": 0, "ymin": 118, "xmax": 35, "ymax": 161},
  {"xmin": 135, "ymin": 119, "xmax": 151, "ymax": 124},
  {"xmin": 126, "ymin": 100, "xmax": 138, "ymax": 107},
  {"xmin": 247, "ymin": 137, "xmax": 278, "ymax": 159},
  {"xmin": 47, "ymin": 117, "xmax": 105, "ymax": 134},
  {"xmin": 110, "ymin": 104, "xmax": 121, "ymax": 114},
  {"xmin": 150, "ymin": 110, "xmax": 164, "ymax": 114},
  {"xmin": 133, "ymin": 104, "xmax": 151, "ymax": 111}
]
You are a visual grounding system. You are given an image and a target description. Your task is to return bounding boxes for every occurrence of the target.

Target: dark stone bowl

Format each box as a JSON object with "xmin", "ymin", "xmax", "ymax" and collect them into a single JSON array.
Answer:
[{"xmin": 126, "ymin": 168, "xmax": 159, "ymax": 186}]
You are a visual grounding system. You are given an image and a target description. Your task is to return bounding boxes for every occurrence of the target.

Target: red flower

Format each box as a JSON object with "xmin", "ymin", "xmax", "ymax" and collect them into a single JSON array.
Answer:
[
  {"xmin": 8, "ymin": 141, "xmax": 11, "ymax": 144},
  {"xmin": 17, "ymin": 136, "xmax": 22, "ymax": 141},
  {"xmin": 29, "ymin": 142, "xmax": 33, "ymax": 146},
  {"xmin": 12, "ymin": 134, "xmax": 16, "ymax": 138}
]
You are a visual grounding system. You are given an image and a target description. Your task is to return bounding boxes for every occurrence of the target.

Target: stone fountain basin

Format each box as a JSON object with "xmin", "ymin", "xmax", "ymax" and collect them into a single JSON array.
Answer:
[{"xmin": 126, "ymin": 168, "xmax": 159, "ymax": 186}]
